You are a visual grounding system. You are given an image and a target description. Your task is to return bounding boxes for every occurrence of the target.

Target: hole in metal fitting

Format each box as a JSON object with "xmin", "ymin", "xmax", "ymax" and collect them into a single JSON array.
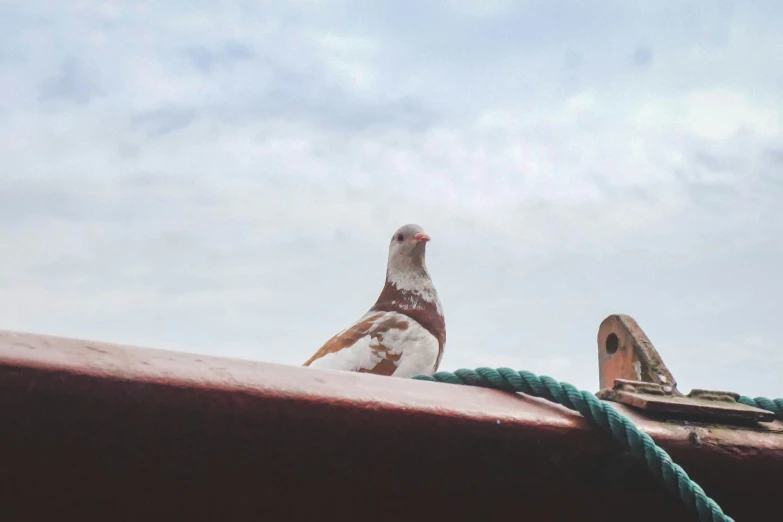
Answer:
[{"xmin": 606, "ymin": 333, "xmax": 619, "ymax": 355}]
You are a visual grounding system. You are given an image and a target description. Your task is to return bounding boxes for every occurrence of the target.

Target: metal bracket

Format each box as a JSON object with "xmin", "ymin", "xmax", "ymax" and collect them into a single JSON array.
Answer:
[{"xmin": 596, "ymin": 314, "xmax": 775, "ymax": 424}]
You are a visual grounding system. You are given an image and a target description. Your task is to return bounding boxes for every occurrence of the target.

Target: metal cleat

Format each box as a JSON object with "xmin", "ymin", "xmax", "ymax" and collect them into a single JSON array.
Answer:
[{"xmin": 596, "ymin": 314, "xmax": 775, "ymax": 424}]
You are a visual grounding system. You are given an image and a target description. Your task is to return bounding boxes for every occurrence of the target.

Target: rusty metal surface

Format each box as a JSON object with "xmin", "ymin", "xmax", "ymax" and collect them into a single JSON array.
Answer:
[
  {"xmin": 597, "ymin": 314, "xmax": 678, "ymax": 392},
  {"xmin": 0, "ymin": 329, "xmax": 782, "ymax": 522},
  {"xmin": 597, "ymin": 315, "xmax": 775, "ymax": 425},
  {"xmin": 597, "ymin": 379, "xmax": 776, "ymax": 424}
]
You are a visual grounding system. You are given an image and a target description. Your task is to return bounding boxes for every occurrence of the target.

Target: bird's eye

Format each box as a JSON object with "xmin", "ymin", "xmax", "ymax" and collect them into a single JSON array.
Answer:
[{"xmin": 396, "ymin": 233, "xmax": 405, "ymax": 243}]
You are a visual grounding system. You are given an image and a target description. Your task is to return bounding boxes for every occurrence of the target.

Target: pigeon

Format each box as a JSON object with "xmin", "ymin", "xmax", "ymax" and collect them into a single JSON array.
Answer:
[{"xmin": 303, "ymin": 224, "xmax": 446, "ymax": 377}]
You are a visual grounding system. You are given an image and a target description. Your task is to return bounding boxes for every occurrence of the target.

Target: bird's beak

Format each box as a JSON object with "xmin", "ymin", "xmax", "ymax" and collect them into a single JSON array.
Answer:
[{"xmin": 413, "ymin": 232, "xmax": 431, "ymax": 243}]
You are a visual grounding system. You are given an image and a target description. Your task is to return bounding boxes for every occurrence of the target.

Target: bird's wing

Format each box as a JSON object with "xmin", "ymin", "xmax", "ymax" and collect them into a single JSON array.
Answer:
[{"xmin": 303, "ymin": 311, "xmax": 438, "ymax": 376}]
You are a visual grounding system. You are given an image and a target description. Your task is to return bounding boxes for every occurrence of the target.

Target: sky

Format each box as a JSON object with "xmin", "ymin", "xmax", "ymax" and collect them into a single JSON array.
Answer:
[{"xmin": 1, "ymin": 1, "xmax": 782, "ymax": 397}]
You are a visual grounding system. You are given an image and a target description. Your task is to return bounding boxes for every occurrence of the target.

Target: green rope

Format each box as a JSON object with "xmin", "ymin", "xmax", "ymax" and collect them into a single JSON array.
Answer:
[
  {"xmin": 738, "ymin": 395, "xmax": 783, "ymax": 421},
  {"xmin": 412, "ymin": 368, "xmax": 734, "ymax": 522}
]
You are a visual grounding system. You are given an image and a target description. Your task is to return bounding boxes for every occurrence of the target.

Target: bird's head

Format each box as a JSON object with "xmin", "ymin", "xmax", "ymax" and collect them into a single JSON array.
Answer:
[{"xmin": 387, "ymin": 223, "xmax": 431, "ymax": 277}]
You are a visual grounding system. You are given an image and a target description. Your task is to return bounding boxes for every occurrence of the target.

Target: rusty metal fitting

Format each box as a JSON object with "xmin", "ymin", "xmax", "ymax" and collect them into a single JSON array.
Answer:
[{"xmin": 596, "ymin": 314, "xmax": 775, "ymax": 424}]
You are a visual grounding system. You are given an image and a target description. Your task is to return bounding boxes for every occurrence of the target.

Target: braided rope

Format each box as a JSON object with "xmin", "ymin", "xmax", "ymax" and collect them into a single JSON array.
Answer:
[
  {"xmin": 738, "ymin": 395, "xmax": 783, "ymax": 421},
  {"xmin": 412, "ymin": 368, "xmax": 734, "ymax": 522}
]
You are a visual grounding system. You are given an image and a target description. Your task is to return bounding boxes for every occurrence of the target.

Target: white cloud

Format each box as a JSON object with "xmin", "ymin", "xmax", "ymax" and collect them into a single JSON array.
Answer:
[
  {"xmin": 635, "ymin": 89, "xmax": 783, "ymax": 141},
  {"xmin": 685, "ymin": 89, "xmax": 781, "ymax": 139},
  {"xmin": 0, "ymin": 0, "xmax": 782, "ymax": 398}
]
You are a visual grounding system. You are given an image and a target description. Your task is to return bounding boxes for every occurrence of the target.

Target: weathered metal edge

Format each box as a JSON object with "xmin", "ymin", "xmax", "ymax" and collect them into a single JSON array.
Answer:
[
  {"xmin": 1, "ymin": 328, "xmax": 781, "ymax": 450},
  {"xmin": 599, "ymin": 390, "xmax": 776, "ymax": 423}
]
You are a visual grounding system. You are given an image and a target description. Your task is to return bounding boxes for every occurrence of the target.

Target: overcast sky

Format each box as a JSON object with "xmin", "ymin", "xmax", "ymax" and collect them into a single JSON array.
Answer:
[{"xmin": 1, "ymin": 1, "xmax": 781, "ymax": 396}]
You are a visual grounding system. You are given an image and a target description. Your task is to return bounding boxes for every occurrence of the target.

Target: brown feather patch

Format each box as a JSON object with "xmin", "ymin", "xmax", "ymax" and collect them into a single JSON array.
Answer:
[
  {"xmin": 303, "ymin": 312, "xmax": 410, "ymax": 369},
  {"xmin": 371, "ymin": 282, "xmax": 446, "ymax": 372}
]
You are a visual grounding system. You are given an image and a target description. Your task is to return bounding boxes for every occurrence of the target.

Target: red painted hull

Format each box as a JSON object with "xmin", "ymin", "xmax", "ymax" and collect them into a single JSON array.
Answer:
[{"xmin": 0, "ymin": 330, "xmax": 780, "ymax": 522}]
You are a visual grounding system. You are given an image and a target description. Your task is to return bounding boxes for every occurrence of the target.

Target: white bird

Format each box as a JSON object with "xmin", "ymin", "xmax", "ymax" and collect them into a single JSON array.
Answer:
[{"xmin": 303, "ymin": 224, "xmax": 446, "ymax": 377}]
